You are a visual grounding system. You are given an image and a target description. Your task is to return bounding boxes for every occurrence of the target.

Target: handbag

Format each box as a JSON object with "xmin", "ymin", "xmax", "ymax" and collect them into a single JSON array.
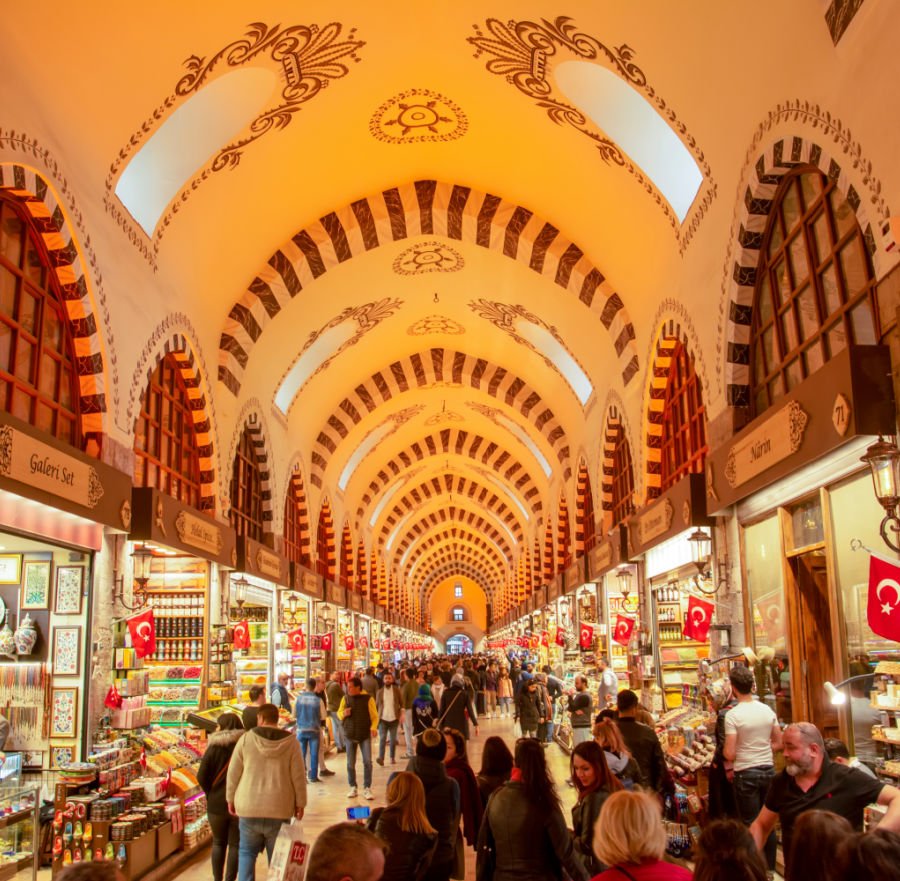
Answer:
[
  {"xmin": 436, "ymin": 690, "xmax": 462, "ymax": 729},
  {"xmin": 211, "ymin": 760, "xmax": 230, "ymax": 790},
  {"xmin": 266, "ymin": 818, "xmax": 310, "ymax": 881}
]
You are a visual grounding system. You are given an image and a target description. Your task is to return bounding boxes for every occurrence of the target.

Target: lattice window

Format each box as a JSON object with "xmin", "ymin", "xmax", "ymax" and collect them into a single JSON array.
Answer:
[
  {"xmin": 557, "ymin": 495, "xmax": 571, "ymax": 571},
  {"xmin": 339, "ymin": 523, "xmax": 353, "ymax": 589},
  {"xmin": 230, "ymin": 428, "xmax": 264, "ymax": 541},
  {"xmin": 133, "ymin": 353, "xmax": 207, "ymax": 510},
  {"xmin": 750, "ymin": 167, "xmax": 878, "ymax": 414},
  {"xmin": 283, "ymin": 472, "xmax": 311, "ymax": 565},
  {"xmin": 0, "ymin": 195, "xmax": 82, "ymax": 448},
  {"xmin": 452, "ymin": 606, "xmax": 465, "ymax": 622},
  {"xmin": 660, "ymin": 341, "xmax": 707, "ymax": 490},
  {"xmin": 316, "ymin": 499, "xmax": 335, "ymax": 579},
  {"xmin": 610, "ymin": 427, "xmax": 635, "ymax": 527}
]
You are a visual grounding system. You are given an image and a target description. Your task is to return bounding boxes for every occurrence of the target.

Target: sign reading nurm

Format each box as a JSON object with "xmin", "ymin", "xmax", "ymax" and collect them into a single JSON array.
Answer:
[
  {"xmin": 131, "ymin": 487, "xmax": 237, "ymax": 567},
  {"xmin": 290, "ymin": 562, "xmax": 324, "ymax": 600},
  {"xmin": 706, "ymin": 346, "xmax": 895, "ymax": 513},
  {"xmin": 0, "ymin": 411, "xmax": 132, "ymax": 530},
  {"xmin": 626, "ymin": 473, "xmax": 714, "ymax": 558},
  {"xmin": 236, "ymin": 536, "xmax": 290, "ymax": 588},
  {"xmin": 587, "ymin": 527, "xmax": 628, "ymax": 581}
]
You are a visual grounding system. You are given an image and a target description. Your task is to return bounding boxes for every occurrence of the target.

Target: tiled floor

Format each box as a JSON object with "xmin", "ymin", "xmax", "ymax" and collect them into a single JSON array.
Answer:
[{"xmin": 176, "ymin": 712, "xmax": 574, "ymax": 881}]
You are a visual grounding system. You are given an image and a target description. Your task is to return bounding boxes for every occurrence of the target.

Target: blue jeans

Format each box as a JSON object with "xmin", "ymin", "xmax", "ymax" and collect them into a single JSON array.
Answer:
[
  {"xmin": 402, "ymin": 711, "xmax": 415, "ymax": 755},
  {"xmin": 297, "ymin": 730, "xmax": 320, "ymax": 782},
  {"xmin": 238, "ymin": 816, "xmax": 286, "ymax": 881},
  {"xmin": 378, "ymin": 719, "xmax": 399, "ymax": 761},
  {"xmin": 329, "ymin": 711, "xmax": 345, "ymax": 750},
  {"xmin": 499, "ymin": 696, "xmax": 512, "ymax": 715},
  {"xmin": 734, "ymin": 765, "xmax": 776, "ymax": 870},
  {"xmin": 346, "ymin": 738, "xmax": 372, "ymax": 788}
]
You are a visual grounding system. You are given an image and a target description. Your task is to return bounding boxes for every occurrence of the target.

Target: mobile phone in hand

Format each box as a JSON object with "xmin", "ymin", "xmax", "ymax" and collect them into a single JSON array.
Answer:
[{"xmin": 346, "ymin": 805, "xmax": 371, "ymax": 821}]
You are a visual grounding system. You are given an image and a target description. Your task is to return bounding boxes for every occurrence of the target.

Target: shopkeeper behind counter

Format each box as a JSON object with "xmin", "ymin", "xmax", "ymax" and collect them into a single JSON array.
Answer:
[{"xmin": 242, "ymin": 685, "xmax": 266, "ymax": 729}]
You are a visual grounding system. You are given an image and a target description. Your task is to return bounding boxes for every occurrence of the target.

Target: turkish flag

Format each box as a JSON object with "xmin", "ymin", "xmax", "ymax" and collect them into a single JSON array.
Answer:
[
  {"xmin": 321, "ymin": 632, "xmax": 333, "ymax": 651},
  {"xmin": 580, "ymin": 623, "xmax": 594, "ymax": 649},
  {"xmin": 233, "ymin": 620, "xmax": 251, "ymax": 650},
  {"xmin": 754, "ymin": 592, "xmax": 783, "ymax": 645},
  {"xmin": 287, "ymin": 628, "xmax": 306, "ymax": 652},
  {"xmin": 541, "ymin": 630, "xmax": 549, "ymax": 647},
  {"xmin": 360, "ymin": 636, "xmax": 369, "ymax": 649},
  {"xmin": 682, "ymin": 595, "xmax": 715, "ymax": 642},
  {"xmin": 344, "ymin": 633, "xmax": 355, "ymax": 651},
  {"xmin": 104, "ymin": 684, "xmax": 123, "ymax": 709},
  {"xmin": 392, "ymin": 640, "xmax": 400, "ymax": 649},
  {"xmin": 555, "ymin": 628, "xmax": 566, "ymax": 647},
  {"xmin": 127, "ymin": 609, "xmax": 156, "ymax": 658},
  {"xmin": 613, "ymin": 615, "xmax": 635, "ymax": 647},
  {"xmin": 868, "ymin": 554, "xmax": 900, "ymax": 641}
]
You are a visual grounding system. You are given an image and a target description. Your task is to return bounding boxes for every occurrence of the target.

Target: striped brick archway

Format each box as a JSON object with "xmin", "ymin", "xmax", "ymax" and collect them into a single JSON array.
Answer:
[
  {"xmin": 599, "ymin": 403, "xmax": 635, "ymax": 532},
  {"xmin": 218, "ymin": 180, "xmax": 639, "ymax": 395},
  {"xmin": 134, "ymin": 332, "xmax": 217, "ymax": 512},
  {"xmin": 406, "ymin": 535, "xmax": 507, "ymax": 582},
  {"xmin": 723, "ymin": 134, "xmax": 889, "ymax": 407},
  {"xmin": 644, "ymin": 320, "xmax": 707, "ymax": 501},
  {"xmin": 420, "ymin": 563, "xmax": 502, "ymax": 604},
  {"xmin": 396, "ymin": 519, "xmax": 513, "ymax": 572},
  {"xmin": 0, "ymin": 163, "xmax": 107, "ymax": 440},
  {"xmin": 226, "ymin": 405, "xmax": 275, "ymax": 530},
  {"xmin": 311, "ymin": 348, "xmax": 570, "ymax": 489},
  {"xmin": 356, "ymin": 428, "xmax": 542, "ymax": 522}
]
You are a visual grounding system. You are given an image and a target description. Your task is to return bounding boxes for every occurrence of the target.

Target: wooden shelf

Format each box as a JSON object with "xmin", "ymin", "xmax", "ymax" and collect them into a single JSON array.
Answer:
[{"xmin": 0, "ymin": 807, "xmax": 34, "ymax": 830}]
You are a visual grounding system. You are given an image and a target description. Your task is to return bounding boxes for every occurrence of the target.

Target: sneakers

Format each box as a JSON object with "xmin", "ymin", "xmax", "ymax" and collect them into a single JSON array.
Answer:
[
  {"xmin": 363, "ymin": 788, "xmax": 374, "ymax": 800},
  {"xmin": 320, "ymin": 768, "xmax": 336, "ymax": 777},
  {"xmin": 390, "ymin": 757, "xmax": 396, "ymax": 765},
  {"xmin": 375, "ymin": 756, "xmax": 384, "ymax": 766},
  {"xmin": 347, "ymin": 787, "xmax": 358, "ymax": 798},
  {"xmin": 308, "ymin": 777, "xmax": 321, "ymax": 784}
]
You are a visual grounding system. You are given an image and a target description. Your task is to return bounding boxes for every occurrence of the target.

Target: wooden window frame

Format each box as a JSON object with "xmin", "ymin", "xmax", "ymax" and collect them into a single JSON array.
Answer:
[
  {"xmin": 660, "ymin": 341, "xmax": 708, "ymax": 491},
  {"xmin": 230, "ymin": 429, "xmax": 264, "ymax": 541},
  {"xmin": 609, "ymin": 426, "xmax": 635, "ymax": 528}
]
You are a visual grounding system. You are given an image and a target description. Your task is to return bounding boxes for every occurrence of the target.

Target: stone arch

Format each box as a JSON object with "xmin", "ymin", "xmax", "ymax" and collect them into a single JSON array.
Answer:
[
  {"xmin": 218, "ymin": 180, "xmax": 639, "ymax": 395},
  {"xmin": 311, "ymin": 348, "xmax": 570, "ymax": 489},
  {"xmin": 421, "ymin": 566, "xmax": 497, "ymax": 605},
  {"xmin": 225, "ymin": 400, "xmax": 276, "ymax": 530},
  {"xmin": 129, "ymin": 322, "xmax": 218, "ymax": 512},
  {"xmin": 0, "ymin": 162, "xmax": 110, "ymax": 441},
  {"xmin": 599, "ymin": 401, "xmax": 637, "ymax": 532},
  {"xmin": 401, "ymin": 525, "xmax": 510, "ymax": 577},
  {"xmin": 284, "ymin": 460, "xmax": 313, "ymax": 566},
  {"xmin": 721, "ymin": 125, "xmax": 893, "ymax": 407}
]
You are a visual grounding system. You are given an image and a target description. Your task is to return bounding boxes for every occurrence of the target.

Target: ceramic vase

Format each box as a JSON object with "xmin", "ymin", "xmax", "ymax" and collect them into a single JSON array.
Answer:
[
  {"xmin": 0, "ymin": 612, "xmax": 14, "ymax": 657},
  {"xmin": 13, "ymin": 612, "xmax": 37, "ymax": 655}
]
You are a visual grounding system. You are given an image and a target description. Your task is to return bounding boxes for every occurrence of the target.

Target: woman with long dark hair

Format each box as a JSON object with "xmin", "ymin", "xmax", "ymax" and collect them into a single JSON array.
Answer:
[
  {"xmin": 592, "ymin": 718, "xmax": 641, "ymax": 789},
  {"xmin": 443, "ymin": 727, "xmax": 483, "ymax": 879},
  {"xmin": 570, "ymin": 741, "xmax": 623, "ymax": 875},
  {"xmin": 787, "ymin": 811, "xmax": 854, "ymax": 881},
  {"xmin": 476, "ymin": 738, "xmax": 588, "ymax": 881},
  {"xmin": 693, "ymin": 819, "xmax": 767, "ymax": 881},
  {"xmin": 476, "ymin": 736, "xmax": 513, "ymax": 803}
]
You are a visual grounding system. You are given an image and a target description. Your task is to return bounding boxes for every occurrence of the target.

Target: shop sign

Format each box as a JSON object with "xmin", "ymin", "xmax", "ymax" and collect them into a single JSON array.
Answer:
[
  {"xmin": 627, "ymin": 474, "xmax": 713, "ymax": 557},
  {"xmin": 724, "ymin": 401, "xmax": 808, "ymax": 489},
  {"xmin": 291, "ymin": 564, "xmax": 324, "ymax": 600},
  {"xmin": 637, "ymin": 498, "xmax": 674, "ymax": 546},
  {"xmin": 326, "ymin": 581, "xmax": 345, "ymax": 606},
  {"xmin": 349, "ymin": 591, "xmax": 362, "ymax": 611},
  {"xmin": 563, "ymin": 560, "xmax": 583, "ymax": 593},
  {"xmin": 255, "ymin": 546, "xmax": 285, "ymax": 582},
  {"xmin": 236, "ymin": 537, "xmax": 289, "ymax": 587},
  {"xmin": 175, "ymin": 509, "xmax": 223, "ymax": 556},
  {"xmin": 589, "ymin": 541, "xmax": 613, "ymax": 575},
  {"xmin": 548, "ymin": 578, "xmax": 560, "ymax": 602}
]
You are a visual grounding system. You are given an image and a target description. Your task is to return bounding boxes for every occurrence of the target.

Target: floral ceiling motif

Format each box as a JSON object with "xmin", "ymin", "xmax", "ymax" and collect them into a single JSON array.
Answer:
[
  {"xmin": 393, "ymin": 240, "xmax": 465, "ymax": 275},
  {"xmin": 408, "ymin": 315, "xmax": 466, "ymax": 336},
  {"xmin": 370, "ymin": 88, "xmax": 468, "ymax": 143}
]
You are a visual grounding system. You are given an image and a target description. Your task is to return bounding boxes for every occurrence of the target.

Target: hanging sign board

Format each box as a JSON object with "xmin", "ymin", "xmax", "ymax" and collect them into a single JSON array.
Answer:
[
  {"xmin": 627, "ymin": 473, "xmax": 713, "ymax": 557},
  {"xmin": 291, "ymin": 563, "xmax": 324, "ymax": 600}
]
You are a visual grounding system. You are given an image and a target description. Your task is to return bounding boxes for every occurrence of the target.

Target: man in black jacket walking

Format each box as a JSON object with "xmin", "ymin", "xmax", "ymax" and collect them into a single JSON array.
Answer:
[{"xmin": 616, "ymin": 690, "xmax": 672, "ymax": 795}]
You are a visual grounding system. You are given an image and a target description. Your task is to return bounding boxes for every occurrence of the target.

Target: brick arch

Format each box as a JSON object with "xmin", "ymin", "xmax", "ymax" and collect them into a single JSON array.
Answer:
[
  {"xmin": 420, "ymin": 564, "xmax": 496, "ymax": 606},
  {"xmin": 311, "ymin": 348, "xmax": 569, "ymax": 490},
  {"xmin": 722, "ymin": 132, "xmax": 891, "ymax": 407},
  {"xmin": 400, "ymin": 522, "xmax": 512, "ymax": 575},
  {"xmin": 644, "ymin": 320, "xmax": 707, "ymax": 501},
  {"xmin": 218, "ymin": 179, "xmax": 639, "ymax": 395},
  {"xmin": 379, "ymin": 475, "xmax": 523, "ymax": 550},
  {"xmin": 284, "ymin": 466, "xmax": 312, "ymax": 566},
  {"xmin": 316, "ymin": 497, "xmax": 336, "ymax": 580},
  {"xmin": 414, "ymin": 548, "xmax": 505, "ymax": 596},
  {"xmin": 575, "ymin": 458, "xmax": 596, "ymax": 554},
  {"xmin": 0, "ymin": 163, "xmax": 109, "ymax": 440},
  {"xmin": 600, "ymin": 403, "xmax": 637, "ymax": 531},
  {"xmin": 131, "ymin": 329, "xmax": 217, "ymax": 512},
  {"xmin": 556, "ymin": 493, "xmax": 571, "ymax": 570},
  {"xmin": 356, "ymin": 428, "xmax": 542, "ymax": 521},
  {"xmin": 339, "ymin": 521, "xmax": 354, "ymax": 589},
  {"xmin": 226, "ymin": 405, "xmax": 275, "ymax": 530},
  {"xmin": 405, "ymin": 538, "xmax": 508, "ymax": 590}
]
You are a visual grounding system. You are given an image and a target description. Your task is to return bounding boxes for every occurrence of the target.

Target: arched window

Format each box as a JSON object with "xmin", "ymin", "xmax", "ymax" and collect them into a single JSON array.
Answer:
[
  {"xmin": 452, "ymin": 606, "xmax": 466, "ymax": 622},
  {"xmin": 576, "ymin": 461, "xmax": 597, "ymax": 553},
  {"xmin": 283, "ymin": 472, "xmax": 311, "ymax": 565},
  {"xmin": 316, "ymin": 499, "xmax": 335, "ymax": 579},
  {"xmin": 230, "ymin": 428, "xmax": 264, "ymax": 541},
  {"xmin": 750, "ymin": 167, "xmax": 878, "ymax": 414},
  {"xmin": 339, "ymin": 523, "xmax": 353, "ymax": 590},
  {"xmin": 134, "ymin": 353, "xmax": 208, "ymax": 510},
  {"xmin": 610, "ymin": 426, "xmax": 635, "ymax": 527},
  {"xmin": 660, "ymin": 341, "xmax": 707, "ymax": 491},
  {"xmin": 0, "ymin": 194, "xmax": 83, "ymax": 449},
  {"xmin": 557, "ymin": 495, "xmax": 571, "ymax": 571}
]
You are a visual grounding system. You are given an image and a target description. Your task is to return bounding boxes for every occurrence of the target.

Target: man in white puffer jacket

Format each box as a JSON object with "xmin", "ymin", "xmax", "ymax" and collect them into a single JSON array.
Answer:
[{"xmin": 226, "ymin": 703, "xmax": 307, "ymax": 881}]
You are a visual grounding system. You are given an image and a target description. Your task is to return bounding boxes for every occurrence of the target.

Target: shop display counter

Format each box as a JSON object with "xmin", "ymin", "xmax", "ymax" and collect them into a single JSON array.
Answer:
[{"xmin": 0, "ymin": 785, "xmax": 37, "ymax": 881}]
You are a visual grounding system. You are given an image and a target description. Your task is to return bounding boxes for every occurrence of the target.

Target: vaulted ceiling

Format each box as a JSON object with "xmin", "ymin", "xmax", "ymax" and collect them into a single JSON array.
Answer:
[{"xmin": 4, "ymin": 2, "xmax": 895, "ymax": 618}]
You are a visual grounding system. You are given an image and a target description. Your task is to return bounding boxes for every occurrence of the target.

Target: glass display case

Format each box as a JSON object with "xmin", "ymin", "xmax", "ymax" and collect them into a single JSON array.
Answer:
[{"xmin": 0, "ymin": 785, "xmax": 38, "ymax": 881}]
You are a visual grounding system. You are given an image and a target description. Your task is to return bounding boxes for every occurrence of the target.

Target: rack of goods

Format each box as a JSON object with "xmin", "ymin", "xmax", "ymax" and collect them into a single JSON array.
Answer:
[
  {"xmin": 867, "ymin": 661, "xmax": 900, "ymax": 783},
  {"xmin": 231, "ymin": 605, "xmax": 270, "ymax": 702},
  {"xmin": 653, "ymin": 584, "xmax": 711, "ymax": 710},
  {"xmin": 274, "ymin": 601, "xmax": 309, "ymax": 686},
  {"xmin": 207, "ymin": 625, "xmax": 236, "ymax": 707},
  {"xmin": 606, "ymin": 591, "xmax": 638, "ymax": 689},
  {"xmin": 0, "ymin": 784, "xmax": 38, "ymax": 881},
  {"xmin": 111, "ymin": 636, "xmax": 152, "ymax": 730}
]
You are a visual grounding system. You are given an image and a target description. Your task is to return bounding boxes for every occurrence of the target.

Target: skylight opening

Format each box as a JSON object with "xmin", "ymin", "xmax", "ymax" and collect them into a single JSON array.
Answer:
[
  {"xmin": 115, "ymin": 68, "xmax": 277, "ymax": 236},
  {"xmin": 516, "ymin": 320, "xmax": 592, "ymax": 404},
  {"xmin": 370, "ymin": 479, "xmax": 406, "ymax": 528},
  {"xmin": 494, "ymin": 410, "xmax": 552, "ymax": 479},
  {"xmin": 339, "ymin": 421, "xmax": 395, "ymax": 491},
  {"xmin": 554, "ymin": 61, "xmax": 703, "ymax": 222}
]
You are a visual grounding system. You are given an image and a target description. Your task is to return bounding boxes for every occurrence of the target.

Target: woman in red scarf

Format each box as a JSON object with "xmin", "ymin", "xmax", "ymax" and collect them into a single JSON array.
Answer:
[{"xmin": 443, "ymin": 727, "xmax": 483, "ymax": 879}]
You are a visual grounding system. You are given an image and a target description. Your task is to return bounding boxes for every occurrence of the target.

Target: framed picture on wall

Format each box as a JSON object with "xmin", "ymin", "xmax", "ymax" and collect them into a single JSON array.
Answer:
[
  {"xmin": 21, "ymin": 750, "xmax": 44, "ymax": 770},
  {"xmin": 50, "ymin": 744, "xmax": 76, "ymax": 769},
  {"xmin": 54, "ymin": 566, "xmax": 84, "ymax": 615},
  {"xmin": 52, "ymin": 626, "xmax": 81, "ymax": 676},
  {"xmin": 0, "ymin": 554, "xmax": 21, "ymax": 585},
  {"xmin": 20, "ymin": 560, "xmax": 52, "ymax": 610},
  {"xmin": 50, "ymin": 687, "xmax": 78, "ymax": 738}
]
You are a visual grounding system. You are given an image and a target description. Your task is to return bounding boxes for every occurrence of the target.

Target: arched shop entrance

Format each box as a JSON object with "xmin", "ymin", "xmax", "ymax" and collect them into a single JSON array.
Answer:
[{"xmin": 446, "ymin": 634, "xmax": 473, "ymax": 654}]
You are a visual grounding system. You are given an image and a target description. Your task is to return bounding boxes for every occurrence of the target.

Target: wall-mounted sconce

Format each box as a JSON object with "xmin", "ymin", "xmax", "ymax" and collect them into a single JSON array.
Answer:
[
  {"xmin": 232, "ymin": 575, "xmax": 249, "ymax": 612},
  {"xmin": 112, "ymin": 542, "xmax": 153, "ymax": 612},
  {"xmin": 862, "ymin": 436, "xmax": 900, "ymax": 553},
  {"xmin": 687, "ymin": 528, "xmax": 725, "ymax": 596}
]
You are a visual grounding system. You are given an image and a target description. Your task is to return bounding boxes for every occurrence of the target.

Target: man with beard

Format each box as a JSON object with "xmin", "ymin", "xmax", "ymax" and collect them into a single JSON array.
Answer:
[{"xmin": 749, "ymin": 722, "xmax": 900, "ymax": 874}]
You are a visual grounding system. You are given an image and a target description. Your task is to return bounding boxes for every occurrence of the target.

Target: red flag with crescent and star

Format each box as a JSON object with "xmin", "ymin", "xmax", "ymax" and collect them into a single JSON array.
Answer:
[
  {"xmin": 613, "ymin": 615, "xmax": 635, "ymax": 647},
  {"xmin": 579, "ymin": 622, "xmax": 594, "ymax": 649},
  {"xmin": 321, "ymin": 632, "xmax": 333, "ymax": 651},
  {"xmin": 755, "ymin": 592, "xmax": 783, "ymax": 645},
  {"xmin": 360, "ymin": 636, "xmax": 369, "ymax": 649},
  {"xmin": 682, "ymin": 595, "xmax": 715, "ymax": 642},
  {"xmin": 233, "ymin": 620, "xmax": 251, "ymax": 650},
  {"xmin": 555, "ymin": 628, "xmax": 566, "ymax": 647},
  {"xmin": 344, "ymin": 633, "xmax": 355, "ymax": 652},
  {"xmin": 287, "ymin": 628, "xmax": 306, "ymax": 652},
  {"xmin": 127, "ymin": 609, "xmax": 156, "ymax": 658},
  {"xmin": 541, "ymin": 630, "xmax": 549, "ymax": 647},
  {"xmin": 868, "ymin": 554, "xmax": 900, "ymax": 642}
]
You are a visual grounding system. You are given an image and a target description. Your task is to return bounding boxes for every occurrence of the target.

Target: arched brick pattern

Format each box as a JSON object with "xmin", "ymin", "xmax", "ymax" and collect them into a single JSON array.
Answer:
[
  {"xmin": 543, "ymin": 520, "xmax": 554, "ymax": 581},
  {"xmin": 283, "ymin": 470, "xmax": 312, "ymax": 566},
  {"xmin": 339, "ymin": 522, "xmax": 354, "ymax": 590},
  {"xmin": 137, "ymin": 337, "xmax": 216, "ymax": 511},
  {"xmin": 311, "ymin": 348, "xmax": 570, "ymax": 489},
  {"xmin": 219, "ymin": 180, "xmax": 639, "ymax": 396},
  {"xmin": 421, "ymin": 565, "xmax": 496, "ymax": 608},
  {"xmin": 0, "ymin": 164, "xmax": 107, "ymax": 438},
  {"xmin": 723, "ymin": 135, "xmax": 887, "ymax": 407},
  {"xmin": 600, "ymin": 405, "xmax": 636, "ymax": 531},
  {"xmin": 533, "ymin": 538, "xmax": 542, "ymax": 594},
  {"xmin": 371, "ymin": 550, "xmax": 381, "ymax": 604},
  {"xmin": 315, "ymin": 498, "xmax": 336, "ymax": 580},
  {"xmin": 356, "ymin": 539, "xmax": 369, "ymax": 599},
  {"xmin": 575, "ymin": 459, "xmax": 595, "ymax": 554},
  {"xmin": 413, "ymin": 548, "xmax": 505, "ymax": 592},
  {"xmin": 556, "ymin": 494, "xmax": 571, "ymax": 571},
  {"xmin": 407, "ymin": 538, "xmax": 506, "ymax": 588},
  {"xmin": 357, "ymin": 428, "xmax": 542, "ymax": 521},
  {"xmin": 229, "ymin": 418, "xmax": 274, "ymax": 537},
  {"xmin": 401, "ymin": 527, "xmax": 508, "ymax": 581}
]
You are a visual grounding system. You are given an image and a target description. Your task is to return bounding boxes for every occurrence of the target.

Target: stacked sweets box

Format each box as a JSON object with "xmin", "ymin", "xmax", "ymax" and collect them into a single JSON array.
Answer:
[
  {"xmin": 118, "ymin": 670, "xmax": 150, "ymax": 696},
  {"xmin": 115, "ymin": 647, "xmax": 144, "ymax": 669},
  {"xmin": 111, "ymin": 696, "xmax": 152, "ymax": 729}
]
